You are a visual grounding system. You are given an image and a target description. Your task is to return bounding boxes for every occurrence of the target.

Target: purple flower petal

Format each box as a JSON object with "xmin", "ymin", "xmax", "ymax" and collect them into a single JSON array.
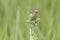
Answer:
[{"xmin": 34, "ymin": 10, "xmax": 38, "ymax": 14}]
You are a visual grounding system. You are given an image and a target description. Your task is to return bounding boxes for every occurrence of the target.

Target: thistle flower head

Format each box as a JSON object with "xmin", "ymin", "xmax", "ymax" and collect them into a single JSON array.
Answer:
[
  {"xmin": 34, "ymin": 10, "xmax": 38, "ymax": 14},
  {"xmin": 26, "ymin": 9, "xmax": 40, "ymax": 24}
]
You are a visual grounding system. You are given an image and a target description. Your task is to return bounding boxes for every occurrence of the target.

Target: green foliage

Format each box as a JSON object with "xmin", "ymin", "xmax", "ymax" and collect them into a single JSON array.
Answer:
[
  {"xmin": 26, "ymin": 14, "xmax": 40, "ymax": 24},
  {"xmin": 0, "ymin": 0, "xmax": 60, "ymax": 40}
]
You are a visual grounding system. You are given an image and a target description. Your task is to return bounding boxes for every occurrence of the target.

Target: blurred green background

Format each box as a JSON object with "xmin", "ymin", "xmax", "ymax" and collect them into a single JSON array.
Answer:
[{"xmin": 0, "ymin": 0, "xmax": 60, "ymax": 40}]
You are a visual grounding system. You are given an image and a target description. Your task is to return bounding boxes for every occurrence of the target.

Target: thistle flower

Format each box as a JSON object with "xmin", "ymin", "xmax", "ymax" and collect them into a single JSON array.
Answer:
[
  {"xmin": 34, "ymin": 10, "xmax": 38, "ymax": 14},
  {"xmin": 26, "ymin": 9, "xmax": 40, "ymax": 40},
  {"xmin": 26, "ymin": 10, "xmax": 40, "ymax": 24}
]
